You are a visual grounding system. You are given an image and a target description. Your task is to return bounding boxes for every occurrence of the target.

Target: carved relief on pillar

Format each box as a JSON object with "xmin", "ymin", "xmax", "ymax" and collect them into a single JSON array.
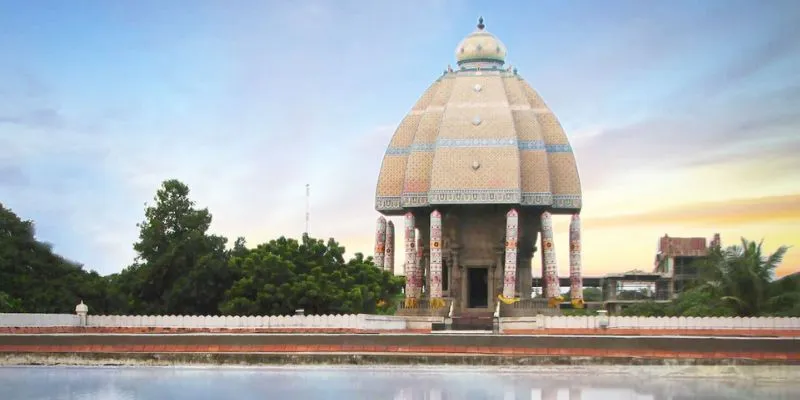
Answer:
[
  {"xmin": 374, "ymin": 216, "xmax": 387, "ymax": 270},
  {"xmin": 385, "ymin": 221, "xmax": 395, "ymax": 273},
  {"xmin": 403, "ymin": 212, "xmax": 416, "ymax": 303},
  {"xmin": 569, "ymin": 214, "xmax": 584, "ymax": 308},
  {"xmin": 501, "ymin": 209, "xmax": 519, "ymax": 301},
  {"xmin": 416, "ymin": 236, "xmax": 424, "ymax": 298},
  {"xmin": 429, "ymin": 210, "xmax": 447, "ymax": 308},
  {"xmin": 429, "ymin": 210, "xmax": 443, "ymax": 300},
  {"xmin": 541, "ymin": 211, "xmax": 563, "ymax": 306}
]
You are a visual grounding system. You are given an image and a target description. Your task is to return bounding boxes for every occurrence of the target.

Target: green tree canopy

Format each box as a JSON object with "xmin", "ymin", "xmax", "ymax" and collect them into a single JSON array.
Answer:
[
  {"xmin": 0, "ymin": 203, "xmax": 109, "ymax": 313},
  {"xmin": 115, "ymin": 179, "xmax": 232, "ymax": 315},
  {"xmin": 622, "ymin": 238, "xmax": 796, "ymax": 317},
  {"xmin": 220, "ymin": 235, "xmax": 403, "ymax": 316},
  {"xmin": 693, "ymin": 238, "xmax": 792, "ymax": 317}
]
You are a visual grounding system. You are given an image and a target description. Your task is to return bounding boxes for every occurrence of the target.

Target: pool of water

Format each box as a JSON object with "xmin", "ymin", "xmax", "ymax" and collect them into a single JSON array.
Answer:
[{"xmin": 0, "ymin": 365, "xmax": 798, "ymax": 399}]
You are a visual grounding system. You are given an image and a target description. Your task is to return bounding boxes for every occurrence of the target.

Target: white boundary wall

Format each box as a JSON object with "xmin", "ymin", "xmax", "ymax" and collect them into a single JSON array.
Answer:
[
  {"xmin": 3, "ymin": 314, "xmax": 799, "ymax": 331},
  {"xmin": 501, "ymin": 316, "xmax": 800, "ymax": 331},
  {"xmin": 0, "ymin": 313, "xmax": 408, "ymax": 330},
  {"xmin": 0, "ymin": 314, "xmax": 80, "ymax": 328}
]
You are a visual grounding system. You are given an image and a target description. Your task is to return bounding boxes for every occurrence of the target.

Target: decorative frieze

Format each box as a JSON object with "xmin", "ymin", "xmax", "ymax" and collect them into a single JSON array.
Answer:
[
  {"xmin": 428, "ymin": 189, "xmax": 521, "ymax": 204},
  {"xmin": 375, "ymin": 196, "xmax": 402, "ymax": 211}
]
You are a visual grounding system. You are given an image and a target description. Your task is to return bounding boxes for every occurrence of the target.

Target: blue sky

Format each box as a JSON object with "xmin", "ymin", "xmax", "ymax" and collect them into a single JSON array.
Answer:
[{"xmin": 1, "ymin": 0, "xmax": 799, "ymax": 276}]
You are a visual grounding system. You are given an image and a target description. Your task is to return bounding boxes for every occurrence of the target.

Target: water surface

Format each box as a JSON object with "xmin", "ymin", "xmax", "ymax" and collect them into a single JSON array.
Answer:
[{"xmin": 1, "ymin": 365, "xmax": 798, "ymax": 399}]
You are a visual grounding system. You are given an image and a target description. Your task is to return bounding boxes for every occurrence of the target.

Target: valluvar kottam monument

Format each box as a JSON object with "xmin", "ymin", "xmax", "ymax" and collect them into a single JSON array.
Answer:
[{"xmin": 373, "ymin": 18, "xmax": 584, "ymax": 315}]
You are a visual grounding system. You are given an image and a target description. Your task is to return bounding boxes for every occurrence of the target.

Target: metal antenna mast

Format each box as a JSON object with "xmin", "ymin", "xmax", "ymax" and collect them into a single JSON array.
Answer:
[{"xmin": 305, "ymin": 184, "xmax": 310, "ymax": 236}]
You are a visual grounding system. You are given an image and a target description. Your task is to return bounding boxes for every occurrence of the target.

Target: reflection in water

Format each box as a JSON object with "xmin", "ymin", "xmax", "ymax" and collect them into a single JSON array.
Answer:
[{"xmin": 0, "ymin": 366, "xmax": 797, "ymax": 400}]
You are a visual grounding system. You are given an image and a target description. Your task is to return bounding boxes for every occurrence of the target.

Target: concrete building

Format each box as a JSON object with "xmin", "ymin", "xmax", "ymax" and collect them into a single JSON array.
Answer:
[{"xmin": 653, "ymin": 233, "xmax": 720, "ymax": 296}]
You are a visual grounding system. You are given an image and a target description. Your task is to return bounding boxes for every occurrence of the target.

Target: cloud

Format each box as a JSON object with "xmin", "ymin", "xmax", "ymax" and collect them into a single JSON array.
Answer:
[
  {"xmin": 574, "ymin": 85, "xmax": 800, "ymax": 191},
  {"xmin": 658, "ymin": 15, "xmax": 800, "ymax": 107},
  {"xmin": 2, "ymin": 0, "xmax": 798, "ymax": 278},
  {"xmin": 584, "ymin": 194, "xmax": 800, "ymax": 230},
  {"xmin": 537, "ymin": 2, "xmax": 800, "ymax": 192},
  {"xmin": 0, "ymin": 164, "xmax": 28, "ymax": 187},
  {"xmin": 0, "ymin": 107, "xmax": 65, "ymax": 130}
]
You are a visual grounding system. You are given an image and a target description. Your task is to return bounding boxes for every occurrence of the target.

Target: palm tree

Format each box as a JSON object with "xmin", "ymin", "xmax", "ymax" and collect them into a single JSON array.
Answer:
[{"xmin": 694, "ymin": 238, "xmax": 791, "ymax": 316}]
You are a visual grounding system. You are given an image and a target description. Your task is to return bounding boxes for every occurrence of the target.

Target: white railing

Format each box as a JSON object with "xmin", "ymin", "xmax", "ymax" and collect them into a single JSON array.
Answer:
[
  {"xmin": 4, "ymin": 313, "xmax": 799, "ymax": 331},
  {"xmin": 535, "ymin": 315, "xmax": 800, "ymax": 330},
  {"xmin": 0, "ymin": 313, "xmax": 408, "ymax": 331},
  {"xmin": 0, "ymin": 313, "xmax": 80, "ymax": 328}
]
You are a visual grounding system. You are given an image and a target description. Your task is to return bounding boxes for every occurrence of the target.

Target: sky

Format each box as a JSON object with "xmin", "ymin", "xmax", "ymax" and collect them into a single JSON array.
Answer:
[{"xmin": 1, "ymin": 0, "xmax": 798, "ymax": 278}]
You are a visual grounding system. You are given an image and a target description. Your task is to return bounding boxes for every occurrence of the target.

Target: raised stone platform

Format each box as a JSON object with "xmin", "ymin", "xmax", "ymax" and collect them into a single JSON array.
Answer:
[
  {"xmin": 1, "ymin": 334, "xmax": 797, "ymax": 363},
  {"xmin": 2, "ymin": 352, "xmax": 799, "ymax": 367}
]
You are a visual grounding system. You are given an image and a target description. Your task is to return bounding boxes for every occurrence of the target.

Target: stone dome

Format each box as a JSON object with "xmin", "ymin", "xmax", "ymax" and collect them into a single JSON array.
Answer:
[
  {"xmin": 375, "ymin": 18, "xmax": 582, "ymax": 216},
  {"xmin": 455, "ymin": 17, "xmax": 507, "ymax": 66}
]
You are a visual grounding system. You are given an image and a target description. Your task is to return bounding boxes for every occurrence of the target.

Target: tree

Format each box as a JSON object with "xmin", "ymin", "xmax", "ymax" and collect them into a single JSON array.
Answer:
[
  {"xmin": 583, "ymin": 287, "xmax": 602, "ymax": 302},
  {"xmin": 621, "ymin": 237, "xmax": 795, "ymax": 317},
  {"xmin": 119, "ymin": 179, "xmax": 233, "ymax": 315},
  {"xmin": 0, "ymin": 203, "xmax": 109, "ymax": 313},
  {"xmin": 220, "ymin": 235, "xmax": 403, "ymax": 316},
  {"xmin": 693, "ymin": 238, "xmax": 791, "ymax": 317},
  {"xmin": 0, "ymin": 291, "xmax": 22, "ymax": 312}
]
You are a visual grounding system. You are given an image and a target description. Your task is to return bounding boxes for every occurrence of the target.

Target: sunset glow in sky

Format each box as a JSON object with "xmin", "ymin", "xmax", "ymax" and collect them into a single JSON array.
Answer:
[{"xmin": 1, "ymin": 1, "xmax": 798, "ymax": 277}]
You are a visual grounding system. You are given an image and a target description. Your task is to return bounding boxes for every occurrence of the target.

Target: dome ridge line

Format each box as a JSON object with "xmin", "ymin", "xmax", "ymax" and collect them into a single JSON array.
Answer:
[
  {"xmin": 500, "ymin": 75, "xmax": 524, "ymax": 197},
  {"xmin": 421, "ymin": 79, "xmax": 453, "ymax": 209}
]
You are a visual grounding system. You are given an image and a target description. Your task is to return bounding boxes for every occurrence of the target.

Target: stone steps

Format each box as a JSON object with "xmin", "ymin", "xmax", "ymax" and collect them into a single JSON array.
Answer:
[{"xmin": 451, "ymin": 313, "xmax": 494, "ymax": 331}]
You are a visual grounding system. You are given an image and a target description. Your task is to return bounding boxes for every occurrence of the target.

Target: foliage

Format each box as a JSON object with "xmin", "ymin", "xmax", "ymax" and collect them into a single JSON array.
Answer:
[
  {"xmin": 1, "ymin": 180, "xmax": 403, "ymax": 316},
  {"xmin": 692, "ymin": 238, "xmax": 794, "ymax": 317},
  {"xmin": 3, "ymin": 181, "xmax": 796, "ymax": 318},
  {"xmin": 0, "ymin": 291, "xmax": 22, "ymax": 312},
  {"xmin": 562, "ymin": 308, "xmax": 597, "ymax": 316},
  {"xmin": 220, "ymin": 236, "xmax": 403, "ymax": 316},
  {"xmin": 622, "ymin": 238, "xmax": 796, "ymax": 317},
  {"xmin": 0, "ymin": 202, "xmax": 111, "ymax": 313},
  {"xmin": 582, "ymin": 287, "xmax": 602, "ymax": 302},
  {"xmin": 110, "ymin": 179, "xmax": 233, "ymax": 315},
  {"xmin": 562, "ymin": 287, "xmax": 603, "ymax": 303}
]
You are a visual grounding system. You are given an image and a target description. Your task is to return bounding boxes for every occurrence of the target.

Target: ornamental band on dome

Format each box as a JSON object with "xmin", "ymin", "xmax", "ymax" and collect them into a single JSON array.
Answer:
[{"xmin": 373, "ymin": 17, "xmax": 584, "ymax": 314}]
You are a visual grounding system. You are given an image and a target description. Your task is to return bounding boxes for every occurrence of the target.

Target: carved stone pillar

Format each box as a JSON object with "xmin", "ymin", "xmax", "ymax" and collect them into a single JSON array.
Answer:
[
  {"xmin": 403, "ymin": 212, "xmax": 416, "ymax": 299},
  {"xmin": 374, "ymin": 216, "xmax": 386, "ymax": 270},
  {"xmin": 541, "ymin": 211, "xmax": 560, "ymax": 301},
  {"xmin": 416, "ymin": 237, "xmax": 425, "ymax": 298},
  {"xmin": 429, "ymin": 210, "xmax": 443, "ymax": 300},
  {"xmin": 385, "ymin": 221, "xmax": 395, "ymax": 273},
  {"xmin": 569, "ymin": 214, "xmax": 584, "ymax": 307},
  {"xmin": 502, "ymin": 209, "xmax": 519, "ymax": 299}
]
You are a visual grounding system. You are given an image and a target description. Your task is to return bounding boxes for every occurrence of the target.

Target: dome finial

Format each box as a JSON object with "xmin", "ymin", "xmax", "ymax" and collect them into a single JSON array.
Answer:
[{"xmin": 477, "ymin": 16, "xmax": 485, "ymax": 30}]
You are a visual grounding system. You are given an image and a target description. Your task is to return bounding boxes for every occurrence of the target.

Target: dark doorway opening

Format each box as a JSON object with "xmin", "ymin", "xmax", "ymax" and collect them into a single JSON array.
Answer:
[{"xmin": 467, "ymin": 267, "xmax": 489, "ymax": 308}]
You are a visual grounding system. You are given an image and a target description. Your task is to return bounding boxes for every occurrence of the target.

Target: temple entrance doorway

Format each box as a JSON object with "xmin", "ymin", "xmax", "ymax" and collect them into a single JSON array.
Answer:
[{"xmin": 467, "ymin": 267, "xmax": 489, "ymax": 308}]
